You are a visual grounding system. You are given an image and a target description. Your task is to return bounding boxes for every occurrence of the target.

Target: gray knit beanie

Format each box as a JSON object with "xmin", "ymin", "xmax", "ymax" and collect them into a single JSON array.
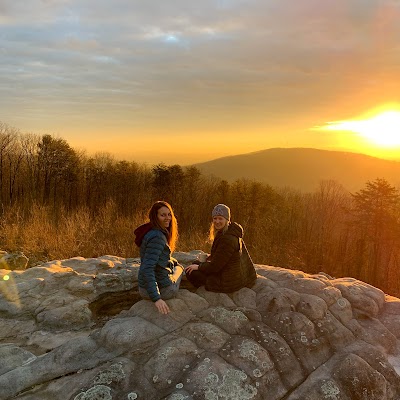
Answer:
[{"xmin": 212, "ymin": 204, "xmax": 231, "ymax": 221}]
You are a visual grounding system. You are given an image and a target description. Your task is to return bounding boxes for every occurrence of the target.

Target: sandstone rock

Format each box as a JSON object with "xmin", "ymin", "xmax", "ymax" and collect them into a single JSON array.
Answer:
[
  {"xmin": 196, "ymin": 286, "xmax": 237, "ymax": 308},
  {"xmin": 171, "ymin": 250, "xmax": 199, "ymax": 265},
  {"xmin": 243, "ymin": 321, "xmax": 305, "ymax": 389},
  {"xmin": 143, "ymin": 337, "xmax": 199, "ymax": 390},
  {"xmin": 231, "ymin": 287, "xmax": 257, "ymax": 309},
  {"xmin": 218, "ymin": 335, "xmax": 287, "ymax": 400},
  {"xmin": 1, "ymin": 254, "xmax": 400, "ymax": 399},
  {"xmin": 0, "ymin": 252, "xmax": 29, "ymax": 270},
  {"xmin": 98, "ymin": 316, "xmax": 166, "ymax": 352},
  {"xmin": 180, "ymin": 322, "xmax": 230, "ymax": 352},
  {"xmin": 175, "ymin": 289, "xmax": 209, "ymax": 314},
  {"xmin": 184, "ymin": 353, "xmax": 258, "ymax": 399},
  {"xmin": 256, "ymin": 286, "xmax": 301, "ymax": 314},
  {"xmin": 0, "ymin": 344, "xmax": 36, "ymax": 375},
  {"xmin": 332, "ymin": 278, "xmax": 385, "ymax": 317},
  {"xmin": 333, "ymin": 353, "xmax": 388, "ymax": 399}
]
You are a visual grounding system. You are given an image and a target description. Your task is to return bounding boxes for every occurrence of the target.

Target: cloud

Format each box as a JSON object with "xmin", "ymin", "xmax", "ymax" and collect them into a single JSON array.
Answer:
[{"xmin": 1, "ymin": 0, "xmax": 400, "ymax": 155}]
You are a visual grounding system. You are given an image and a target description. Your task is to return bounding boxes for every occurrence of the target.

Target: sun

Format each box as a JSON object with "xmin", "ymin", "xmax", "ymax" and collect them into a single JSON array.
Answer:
[{"xmin": 317, "ymin": 106, "xmax": 400, "ymax": 148}]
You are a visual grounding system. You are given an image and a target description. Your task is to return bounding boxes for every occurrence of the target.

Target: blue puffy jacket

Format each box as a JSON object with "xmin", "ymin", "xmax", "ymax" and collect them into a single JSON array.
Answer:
[{"xmin": 138, "ymin": 228, "xmax": 177, "ymax": 302}]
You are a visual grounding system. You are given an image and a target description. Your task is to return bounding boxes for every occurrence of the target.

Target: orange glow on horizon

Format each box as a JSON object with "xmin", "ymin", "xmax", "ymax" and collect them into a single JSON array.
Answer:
[{"xmin": 314, "ymin": 104, "xmax": 400, "ymax": 157}]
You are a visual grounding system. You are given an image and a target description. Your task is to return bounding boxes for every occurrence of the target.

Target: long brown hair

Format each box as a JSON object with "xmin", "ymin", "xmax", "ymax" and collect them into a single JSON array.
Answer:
[{"xmin": 149, "ymin": 201, "xmax": 178, "ymax": 251}]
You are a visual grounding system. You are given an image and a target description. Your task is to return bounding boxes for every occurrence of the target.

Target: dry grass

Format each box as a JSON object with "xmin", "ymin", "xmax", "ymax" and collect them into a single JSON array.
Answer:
[
  {"xmin": 2, "ymin": 198, "xmax": 400, "ymax": 299},
  {"xmin": 0, "ymin": 202, "xmax": 208, "ymax": 265}
]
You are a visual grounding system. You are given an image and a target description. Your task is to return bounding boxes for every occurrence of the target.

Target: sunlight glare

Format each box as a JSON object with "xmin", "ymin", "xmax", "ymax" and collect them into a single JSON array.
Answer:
[{"xmin": 318, "ymin": 108, "xmax": 400, "ymax": 147}]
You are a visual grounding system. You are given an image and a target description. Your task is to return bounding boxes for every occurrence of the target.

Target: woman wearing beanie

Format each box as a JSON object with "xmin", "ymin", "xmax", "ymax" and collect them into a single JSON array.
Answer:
[
  {"xmin": 134, "ymin": 201, "xmax": 184, "ymax": 315},
  {"xmin": 185, "ymin": 204, "xmax": 257, "ymax": 293}
]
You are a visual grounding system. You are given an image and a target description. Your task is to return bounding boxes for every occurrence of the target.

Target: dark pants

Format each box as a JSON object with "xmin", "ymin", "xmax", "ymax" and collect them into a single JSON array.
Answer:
[{"xmin": 186, "ymin": 269, "xmax": 208, "ymax": 288}]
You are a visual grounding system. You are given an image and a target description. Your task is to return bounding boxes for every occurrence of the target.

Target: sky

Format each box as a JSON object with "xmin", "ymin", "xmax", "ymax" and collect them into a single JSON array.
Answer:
[{"xmin": 1, "ymin": 0, "xmax": 400, "ymax": 164}]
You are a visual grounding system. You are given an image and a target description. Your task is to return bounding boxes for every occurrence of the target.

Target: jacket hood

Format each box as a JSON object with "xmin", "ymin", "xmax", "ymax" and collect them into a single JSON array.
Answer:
[
  {"xmin": 226, "ymin": 222, "xmax": 243, "ymax": 238},
  {"xmin": 133, "ymin": 222, "xmax": 152, "ymax": 247}
]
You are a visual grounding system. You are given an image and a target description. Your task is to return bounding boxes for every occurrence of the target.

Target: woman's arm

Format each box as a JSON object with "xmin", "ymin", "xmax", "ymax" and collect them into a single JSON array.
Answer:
[
  {"xmin": 199, "ymin": 236, "xmax": 237, "ymax": 275},
  {"xmin": 141, "ymin": 233, "xmax": 166, "ymax": 302}
]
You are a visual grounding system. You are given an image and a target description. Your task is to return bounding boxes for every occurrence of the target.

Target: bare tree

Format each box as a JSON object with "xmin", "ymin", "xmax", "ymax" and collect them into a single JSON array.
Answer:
[
  {"xmin": 37, "ymin": 134, "xmax": 80, "ymax": 207},
  {"xmin": 0, "ymin": 123, "xmax": 18, "ymax": 206},
  {"xmin": 19, "ymin": 133, "xmax": 41, "ymax": 204}
]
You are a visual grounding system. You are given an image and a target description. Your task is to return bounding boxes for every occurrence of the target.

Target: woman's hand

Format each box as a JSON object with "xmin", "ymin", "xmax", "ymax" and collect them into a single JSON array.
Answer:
[
  {"xmin": 155, "ymin": 299, "xmax": 170, "ymax": 314},
  {"xmin": 185, "ymin": 264, "xmax": 199, "ymax": 275}
]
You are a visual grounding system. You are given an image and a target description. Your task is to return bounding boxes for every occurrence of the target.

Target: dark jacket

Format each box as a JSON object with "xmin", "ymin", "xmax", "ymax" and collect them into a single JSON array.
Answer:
[
  {"xmin": 198, "ymin": 222, "xmax": 257, "ymax": 293},
  {"xmin": 135, "ymin": 225, "xmax": 177, "ymax": 302}
]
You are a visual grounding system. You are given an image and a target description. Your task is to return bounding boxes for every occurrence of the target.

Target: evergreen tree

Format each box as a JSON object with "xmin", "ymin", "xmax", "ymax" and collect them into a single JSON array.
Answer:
[{"xmin": 350, "ymin": 178, "xmax": 400, "ymax": 285}]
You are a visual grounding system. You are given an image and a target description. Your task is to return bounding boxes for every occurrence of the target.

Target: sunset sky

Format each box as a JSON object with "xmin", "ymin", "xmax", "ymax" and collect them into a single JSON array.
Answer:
[{"xmin": 1, "ymin": 0, "xmax": 400, "ymax": 164}]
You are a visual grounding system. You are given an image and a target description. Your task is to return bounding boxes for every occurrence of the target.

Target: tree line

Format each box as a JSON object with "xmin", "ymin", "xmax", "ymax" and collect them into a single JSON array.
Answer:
[{"xmin": 1, "ymin": 122, "xmax": 400, "ymax": 297}]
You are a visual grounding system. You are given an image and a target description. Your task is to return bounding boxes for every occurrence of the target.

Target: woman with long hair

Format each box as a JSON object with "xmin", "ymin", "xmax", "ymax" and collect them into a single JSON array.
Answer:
[
  {"xmin": 185, "ymin": 204, "xmax": 257, "ymax": 293},
  {"xmin": 134, "ymin": 201, "xmax": 183, "ymax": 314}
]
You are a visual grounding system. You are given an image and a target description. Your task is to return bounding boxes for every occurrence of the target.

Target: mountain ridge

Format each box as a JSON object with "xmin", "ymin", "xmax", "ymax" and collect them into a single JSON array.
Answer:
[{"xmin": 193, "ymin": 147, "xmax": 400, "ymax": 192}]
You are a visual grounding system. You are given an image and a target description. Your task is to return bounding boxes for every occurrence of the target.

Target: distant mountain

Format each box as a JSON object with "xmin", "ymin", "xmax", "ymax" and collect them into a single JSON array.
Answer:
[{"xmin": 193, "ymin": 148, "xmax": 400, "ymax": 192}]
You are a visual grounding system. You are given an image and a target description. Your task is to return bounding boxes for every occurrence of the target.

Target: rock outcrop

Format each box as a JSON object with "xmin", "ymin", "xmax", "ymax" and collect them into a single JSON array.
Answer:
[
  {"xmin": 1, "ymin": 251, "xmax": 400, "ymax": 399},
  {"xmin": 0, "ymin": 251, "xmax": 29, "ymax": 271}
]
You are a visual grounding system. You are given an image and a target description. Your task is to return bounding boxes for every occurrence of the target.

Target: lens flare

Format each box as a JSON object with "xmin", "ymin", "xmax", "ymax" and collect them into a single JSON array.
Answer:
[{"xmin": 0, "ymin": 273, "xmax": 21, "ymax": 309}]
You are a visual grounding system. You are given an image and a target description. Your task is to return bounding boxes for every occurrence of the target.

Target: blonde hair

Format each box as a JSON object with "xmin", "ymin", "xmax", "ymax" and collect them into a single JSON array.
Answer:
[
  {"xmin": 149, "ymin": 201, "xmax": 178, "ymax": 251},
  {"xmin": 208, "ymin": 220, "xmax": 229, "ymax": 242}
]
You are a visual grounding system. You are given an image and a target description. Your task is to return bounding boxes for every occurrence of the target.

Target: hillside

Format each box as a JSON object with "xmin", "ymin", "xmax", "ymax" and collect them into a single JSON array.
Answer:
[{"xmin": 194, "ymin": 148, "xmax": 400, "ymax": 192}]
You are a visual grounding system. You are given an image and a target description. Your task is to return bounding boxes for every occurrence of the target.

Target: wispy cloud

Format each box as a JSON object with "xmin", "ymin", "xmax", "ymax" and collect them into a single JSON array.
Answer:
[{"xmin": 1, "ymin": 0, "xmax": 400, "ymax": 162}]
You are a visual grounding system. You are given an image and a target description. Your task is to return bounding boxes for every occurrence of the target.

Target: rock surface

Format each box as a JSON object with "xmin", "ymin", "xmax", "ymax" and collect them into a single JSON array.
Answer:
[
  {"xmin": 0, "ymin": 251, "xmax": 29, "ymax": 271},
  {"xmin": 1, "ymin": 251, "xmax": 400, "ymax": 399}
]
